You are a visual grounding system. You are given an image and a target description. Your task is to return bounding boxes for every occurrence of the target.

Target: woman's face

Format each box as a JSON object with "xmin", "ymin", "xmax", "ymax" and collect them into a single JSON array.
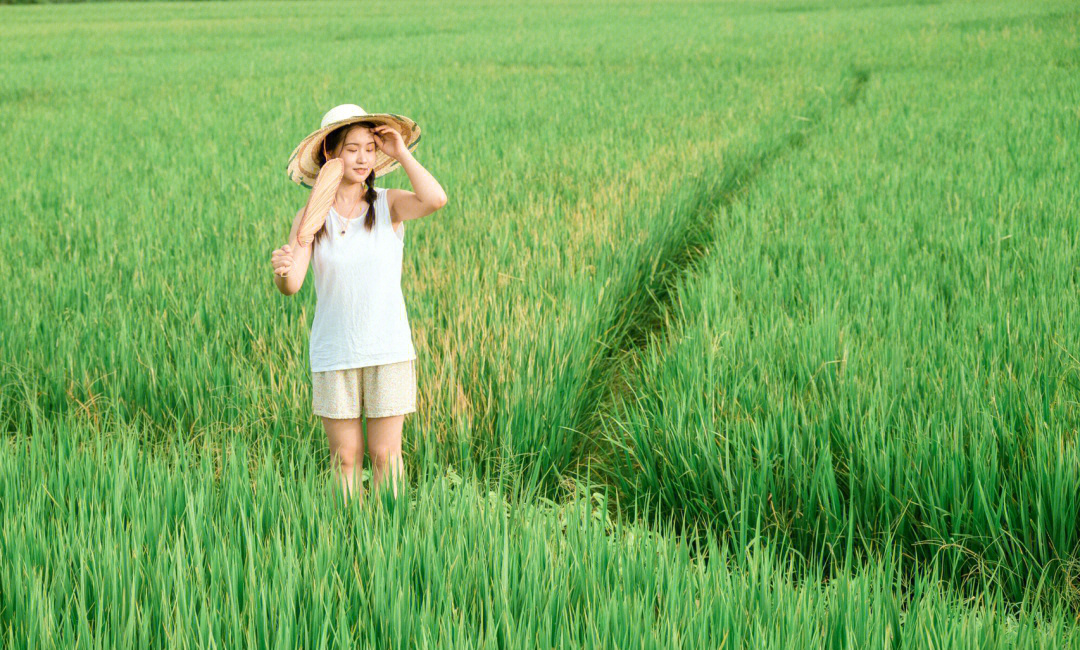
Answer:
[{"xmin": 327, "ymin": 125, "xmax": 376, "ymax": 184}]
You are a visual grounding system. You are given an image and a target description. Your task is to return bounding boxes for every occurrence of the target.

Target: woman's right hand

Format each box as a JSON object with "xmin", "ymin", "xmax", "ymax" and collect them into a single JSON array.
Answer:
[{"xmin": 272, "ymin": 244, "xmax": 294, "ymax": 277}]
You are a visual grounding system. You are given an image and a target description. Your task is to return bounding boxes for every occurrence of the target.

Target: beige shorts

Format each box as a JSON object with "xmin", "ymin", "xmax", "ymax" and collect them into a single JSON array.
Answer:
[{"xmin": 311, "ymin": 359, "xmax": 417, "ymax": 419}]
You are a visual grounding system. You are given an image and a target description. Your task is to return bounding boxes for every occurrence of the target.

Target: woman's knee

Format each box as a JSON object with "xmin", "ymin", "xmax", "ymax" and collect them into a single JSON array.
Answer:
[
  {"xmin": 367, "ymin": 444, "xmax": 400, "ymax": 468},
  {"xmin": 332, "ymin": 444, "xmax": 362, "ymax": 468},
  {"xmin": 323, "ymin": 417, "xmax": 364, "ymax": 468}
]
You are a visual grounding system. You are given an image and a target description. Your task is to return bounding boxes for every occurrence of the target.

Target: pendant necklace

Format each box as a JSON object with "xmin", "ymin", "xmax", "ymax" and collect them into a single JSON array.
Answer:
[{"xmin": 335, "ymin": 192, "xmax": 363, "ymax": 235}]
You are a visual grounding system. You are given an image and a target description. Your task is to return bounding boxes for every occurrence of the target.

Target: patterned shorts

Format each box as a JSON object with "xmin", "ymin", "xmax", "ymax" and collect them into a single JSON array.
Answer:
[{"xmin": 311, "ymin": 359, "xmax": 417, "ymax": 419}]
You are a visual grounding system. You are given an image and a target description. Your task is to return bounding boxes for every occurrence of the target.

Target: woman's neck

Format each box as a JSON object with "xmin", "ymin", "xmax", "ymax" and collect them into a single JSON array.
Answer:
[{"xmin": 334, "ymin": 179, "xmax": 365, "ymax": 204}]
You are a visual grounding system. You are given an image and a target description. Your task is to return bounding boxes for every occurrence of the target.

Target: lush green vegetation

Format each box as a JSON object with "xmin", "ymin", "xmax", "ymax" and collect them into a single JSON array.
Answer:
[
  {"xmin": 595, "ymin": 0, "xmax": 1080, "ymax": 608},
  {"xmin": 2, "ymin": 426, "xmax": 1077, "ymax": 647},
  {"xmin": 2, "ymin": 0, "xmax": 1078, "ymax": 646}
]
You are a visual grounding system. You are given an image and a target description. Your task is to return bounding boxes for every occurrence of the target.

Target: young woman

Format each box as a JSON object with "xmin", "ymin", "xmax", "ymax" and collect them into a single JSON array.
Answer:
[{"xmin": 272, "ymin": 104, "xmax": 447, "ymax": 503}]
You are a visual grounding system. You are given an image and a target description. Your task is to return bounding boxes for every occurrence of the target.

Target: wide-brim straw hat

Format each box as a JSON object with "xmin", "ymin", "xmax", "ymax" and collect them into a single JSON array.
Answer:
[{"xmin": 286, "ymin": 103, "xmax": 421, "ymax": 188}]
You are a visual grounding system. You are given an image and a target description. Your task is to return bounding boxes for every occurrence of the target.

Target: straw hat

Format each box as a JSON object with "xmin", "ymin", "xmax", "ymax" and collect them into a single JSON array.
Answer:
[{"xmin": 286, "ymin": 103, "xmax": 421, "ymax": 188}]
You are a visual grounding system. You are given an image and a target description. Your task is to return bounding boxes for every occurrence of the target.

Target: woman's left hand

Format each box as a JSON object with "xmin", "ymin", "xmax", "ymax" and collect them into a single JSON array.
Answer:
[{"xmin": 373, "ymin": 124, "xmax": 408, "ymax": 160}]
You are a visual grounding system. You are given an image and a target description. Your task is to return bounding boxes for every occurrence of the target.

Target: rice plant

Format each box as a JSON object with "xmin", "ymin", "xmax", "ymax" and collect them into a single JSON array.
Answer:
[{"xmin": 2, "ymin": 0, "xmax": 1078, "ymax": 645}]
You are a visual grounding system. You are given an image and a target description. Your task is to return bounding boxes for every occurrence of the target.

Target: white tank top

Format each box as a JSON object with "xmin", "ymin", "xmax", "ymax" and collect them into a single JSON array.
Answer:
[{"xmin": 308, "ymin": 186, "xmax": 417, "ymax": 372}]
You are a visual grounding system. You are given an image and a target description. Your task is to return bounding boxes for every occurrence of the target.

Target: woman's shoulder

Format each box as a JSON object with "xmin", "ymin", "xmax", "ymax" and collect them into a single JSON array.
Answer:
[
  {"xmin": 378, "ymin": 186, "xmax": 393, "ymax": 212},
  {"xmin": 381, "ymin": 187, "xmax": 403, "ymax": 210}
]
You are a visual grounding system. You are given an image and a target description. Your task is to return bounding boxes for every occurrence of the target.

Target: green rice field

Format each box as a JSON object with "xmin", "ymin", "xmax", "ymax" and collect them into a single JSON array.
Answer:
[{"xmin": 2, "ymin": 0, "xmax": 1079, "ymax": 646}]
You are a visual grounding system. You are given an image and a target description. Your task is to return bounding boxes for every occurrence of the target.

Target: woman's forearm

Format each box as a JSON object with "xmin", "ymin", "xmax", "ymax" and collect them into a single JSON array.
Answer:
[
  {"xmin": 395, "ymin": 150, "xmax": 448, "ymax": 207},
  {"xmin": 274, "ymin": 271, "xmax": 297, "ymax": 296}
]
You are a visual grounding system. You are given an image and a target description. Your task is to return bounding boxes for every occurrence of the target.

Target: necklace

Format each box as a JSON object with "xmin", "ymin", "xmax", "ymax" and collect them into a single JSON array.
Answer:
[{"xmin": 335, "ymin": 192, "xmax": 364, "ymax": 234}]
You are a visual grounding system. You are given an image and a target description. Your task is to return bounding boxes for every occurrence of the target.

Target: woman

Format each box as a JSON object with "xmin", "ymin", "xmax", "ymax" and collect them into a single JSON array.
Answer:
[{"xmin": 271, "ymin": 103, "xmax": 447, "ymax": 503}]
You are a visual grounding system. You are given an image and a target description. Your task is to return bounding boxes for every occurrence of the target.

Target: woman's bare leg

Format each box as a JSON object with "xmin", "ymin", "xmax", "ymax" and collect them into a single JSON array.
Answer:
[
  {"xmin": 366, "ymin": 414, "xmax": 405, "ymax": 499},
  {"xmin": 322, "ymin": 416, "xmax": 365, "ymax": 502}
]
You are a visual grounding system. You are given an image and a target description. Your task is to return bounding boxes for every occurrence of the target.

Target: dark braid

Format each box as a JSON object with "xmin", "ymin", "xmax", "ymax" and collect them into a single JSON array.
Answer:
[{"xmin": 361, "ymin": 174, "xmax": 377, "ymax": 232}]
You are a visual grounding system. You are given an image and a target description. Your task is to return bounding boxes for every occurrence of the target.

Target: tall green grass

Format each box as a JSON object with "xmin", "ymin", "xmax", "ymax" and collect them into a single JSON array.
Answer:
[
  {"xmin": 596, "ymin": 0, "xmax": 1080, "ymax": 608},
  {"xmin": 2, "ymin": 423, "xmax": 1077, "ymax": 647},
  {"xmin": 0, "ymin": 0, "xmax": 864, "ymax": 487},
  {"xmin": 3, "ymin": 0, "xmax": 1079, "ymax": 644}
]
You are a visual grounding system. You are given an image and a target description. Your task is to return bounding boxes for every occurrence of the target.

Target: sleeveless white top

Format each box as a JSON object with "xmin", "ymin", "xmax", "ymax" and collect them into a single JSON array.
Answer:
[{"xmin": 309, "ymin": 187, "xmax": 417, "ymax": 372}]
